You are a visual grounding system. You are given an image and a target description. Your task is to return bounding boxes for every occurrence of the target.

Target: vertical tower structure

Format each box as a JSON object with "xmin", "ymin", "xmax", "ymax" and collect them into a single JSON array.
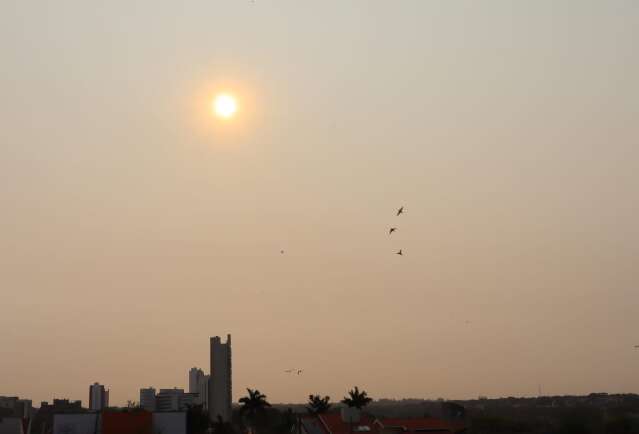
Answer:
[
  {"xmin": 209, "ymin": 334, "xmax": 232, "ymax": 422},
  {"xmin": 89, "ymin": 383, "xmax": 109, "ymax": 411}
]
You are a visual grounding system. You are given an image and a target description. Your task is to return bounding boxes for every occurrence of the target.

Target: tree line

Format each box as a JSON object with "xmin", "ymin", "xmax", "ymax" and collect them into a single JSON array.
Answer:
[{"xmin": 187, "ymin": 386, "xmax": 374, "ymax": 434}]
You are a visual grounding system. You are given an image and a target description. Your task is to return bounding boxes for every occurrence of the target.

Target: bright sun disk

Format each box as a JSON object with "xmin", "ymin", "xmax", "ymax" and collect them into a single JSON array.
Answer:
[{"xmin": 213, "ymin": 94, "xmax": 237, "ymax": 119}]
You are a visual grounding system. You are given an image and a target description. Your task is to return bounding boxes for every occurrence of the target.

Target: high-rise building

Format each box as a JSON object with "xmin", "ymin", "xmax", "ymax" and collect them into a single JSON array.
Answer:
[
  {"xmin": 189, "ymin": 368, "xmax": 204, "ymax": 394},
  {"xmin": 188, "ymin": 367, "xmax": 210, "ymax": 409},
  {"xmin": 199, "ymin": 375, "xmax": 210, "ymax": 410},
  {"xmin": 89, "ymin": 383, "xmax": 109, "ymax": 411},
  {"xmin": 209, "ymin": 334, "xmax": 232, "ymax": 422},
  {"xmin": 140, "ymin": 387, "xmax": 157, "ymax": 412}
]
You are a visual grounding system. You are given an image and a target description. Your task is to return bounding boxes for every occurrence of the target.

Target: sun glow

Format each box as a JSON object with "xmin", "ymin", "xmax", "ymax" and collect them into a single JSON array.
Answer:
[{"xmin": 213, "ymin": 94, "xmax": 238, "ymax": 119}]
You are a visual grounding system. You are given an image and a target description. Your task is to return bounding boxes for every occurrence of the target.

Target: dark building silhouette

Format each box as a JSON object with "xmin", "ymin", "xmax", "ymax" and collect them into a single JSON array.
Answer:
[{"xmin": 209, "ymin": 334, "xmax": 232, "ymax": 422}]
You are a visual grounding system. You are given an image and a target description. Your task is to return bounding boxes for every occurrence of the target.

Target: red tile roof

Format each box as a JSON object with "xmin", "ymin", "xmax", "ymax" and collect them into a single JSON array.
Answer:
[
  {"xmin": 302, "ymin": 414, "xmax": 465, "ymax": 434},
  {"xmin": 322, "ymin": 412, "xmax": 375, "ymax": 434},
  {"xmin": 376, "ymin": 417, "xmax": 464, "ymax": 433},
  {"xmin": 302, "ymin": 412, "xmax": 376, "ymax": 434}
]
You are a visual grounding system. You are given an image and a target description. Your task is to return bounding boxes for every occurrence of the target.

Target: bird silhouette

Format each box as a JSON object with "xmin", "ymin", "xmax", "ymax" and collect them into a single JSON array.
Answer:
[
  {"xmin": 396, "ymin": 206, "xmax": 404, "ymax": 216},
  {"xmin": 389, "ymin": 227, "xmax": 397, "ymax": 235},
  {"xmin": 396, "ymin": 249, "xmax": 403, "ymax": 256},
  {"xmin": 297, "ymin": 369, "xmax": 303, "ymax": 375},
  {"xmin": 280, "ymin": 250, "xmax": 284, "ymax": 254},
  {"xmin": 635, "ymin": 345, "xmax": 639, "ymax": 349}
]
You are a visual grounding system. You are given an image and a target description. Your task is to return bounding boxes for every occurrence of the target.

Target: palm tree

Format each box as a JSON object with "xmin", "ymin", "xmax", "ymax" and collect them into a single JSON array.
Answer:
[
  {"xmin": 341, "ymin": 387, "xmax": 372, "ymax": 410},
  {"xmin": 239, "ymin": 389, "xmax": 271, "ymax": 434},
  {"xmin": 306, "ymin": 395, "xmax": 331, "ymax": 415}
]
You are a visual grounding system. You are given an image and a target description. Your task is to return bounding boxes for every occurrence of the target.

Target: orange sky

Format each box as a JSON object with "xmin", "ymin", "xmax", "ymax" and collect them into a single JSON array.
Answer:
[{"xmin": 1, "ymin": 1, "xmax": 638, "ymax": 406}]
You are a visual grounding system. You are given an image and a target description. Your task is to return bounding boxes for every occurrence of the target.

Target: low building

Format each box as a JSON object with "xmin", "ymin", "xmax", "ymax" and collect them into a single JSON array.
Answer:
[
  {"xmin": 51, "ymin": 411, "xmax": 184, "ymax": 434},
  {"xmin": 152, "ymin": 412, "xmax": 187, "ymax": 434},
  {"xmin": 53, "ymin": 413, "xmax": 98, "ymax": 434},
  {"xmin": 0, "ymin": 397, "xmax": 18, "ymax": 412},
  {"xmin": 0, "ymin": 417, "xmax": 27, "ymax": 434},
  {"xmin": 102, "ymin": 411, "xmax": 152, "ymax": 434},
  {"xmin": 156, "ymin": 389, "xmax": 196, "ymax": 412},
  {"xmin": 140, "ymin": 388, "xmax": 157, "ymax": 412},
  {"xmin": 36, "ymin": 400, "xmax": 86, "ymax": 434},
  {"xmin": 0, "ymin": 397, "xmax": 32, "ymax": 419},
  {"xmin": 40, "ymin": 399, "xmax": 83, "ymax": 412}
]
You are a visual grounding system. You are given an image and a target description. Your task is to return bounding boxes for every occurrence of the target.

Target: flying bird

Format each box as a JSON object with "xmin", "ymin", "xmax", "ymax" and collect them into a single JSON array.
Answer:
[
  {"xmin": 280, "ymin": 250, "xmax": 285, "ymax": 254},
  {"xmin": 635, "ymin": 345, "xmax": 639, "ymax": 349},
  {"xmin": 396, "ymin": 206, "xmax": 404, "ymax": 216},
  {"xmin": 389, "ymin": 227, "xmax": 397, "ymax": 235},
  {"xmin": 297, "ymin": 369, "xmax": 303, "ymax": 375},
  {"xmin": 396, "ymin": 249, "xmax": 403, "ymax": 256}
]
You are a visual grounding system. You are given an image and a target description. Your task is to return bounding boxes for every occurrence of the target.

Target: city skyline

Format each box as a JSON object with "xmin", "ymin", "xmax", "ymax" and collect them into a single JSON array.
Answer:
[{"xmin": 1, "ymin": 0, "xmax": 638, "ymax": 408}]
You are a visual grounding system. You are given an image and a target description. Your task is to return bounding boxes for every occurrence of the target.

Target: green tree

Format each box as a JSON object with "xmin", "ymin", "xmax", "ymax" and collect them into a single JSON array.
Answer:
[
  {"xmin": 306, "ymin": 395, "xmax": 331, "ymax": 415},
  {"xmin": 341, "ymin": 387, "xmax": 372, "ymax": 410},
  {"xmin": 239, "ymin": 389, "xmax": 271, "ymax": 434}
]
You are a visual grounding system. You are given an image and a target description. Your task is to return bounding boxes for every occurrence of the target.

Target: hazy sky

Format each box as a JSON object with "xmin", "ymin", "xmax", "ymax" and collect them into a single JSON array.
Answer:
[{"xmin": 1, "ymin": 1, "xmax": 638, "ymax": 406}]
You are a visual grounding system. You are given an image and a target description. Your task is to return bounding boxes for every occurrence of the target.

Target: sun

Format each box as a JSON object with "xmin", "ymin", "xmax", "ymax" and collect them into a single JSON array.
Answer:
[{"xmin": 213, "ymin": 94, "xmax": 238, "ymax": 119}]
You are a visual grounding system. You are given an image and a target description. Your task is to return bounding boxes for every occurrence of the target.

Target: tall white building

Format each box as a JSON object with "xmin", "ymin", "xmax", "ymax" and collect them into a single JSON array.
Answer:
[
  {"xmin": 189, "ymin": 367, "xmax": 210, "ymax": 409},
  {"xmin": 209, "ymin": 334, "xmax": 232, "ymax": 422},
  {"xmin": 189, "ymin": 368, "xmax": 204, "ymax": 394},
  {"xmin": 199, "ymin": 375, "xmax": 210, "ymax": 410},
  {"xmin": 140, "ymin": 387, "xmax": 157, "ymax": 411},
  {"xmin": 88, "ymin": 383, "xmax": 109, "ymax": 411}
]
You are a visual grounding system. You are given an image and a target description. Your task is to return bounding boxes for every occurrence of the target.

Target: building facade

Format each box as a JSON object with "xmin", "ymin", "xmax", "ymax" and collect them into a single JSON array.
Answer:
[
  {"xmin": 140, "ymin": 388, "xmax": 157, "ymax": 412},
  {"xmin": 198, "ymin": 375, "xmax": 210, "ymax": 409},
  {"xmin": 0, "ymin": 396, "xmax": 32, "ymax": 419},
  {"xmin": 89, "ymin": 383, "xmax": 109, "ymax": 411},
  {"xmin": 209, "ymin": 334, "xmax": 232, "ymax": 422},
  {"xmin": 188, "ymin": 367, "xmax": 210, "ymax": 409},
  {"xmin": 189, "ymin": 368, "xmax": 204, "ymax": 395},
  {"xmin": 155, "ymin": 389, "xmax": 197, "ymax": 412}
]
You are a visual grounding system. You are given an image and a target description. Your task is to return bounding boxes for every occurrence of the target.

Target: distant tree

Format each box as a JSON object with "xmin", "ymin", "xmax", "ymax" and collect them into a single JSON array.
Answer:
[
  {"xmin": 239, "ymin": 389, "xmax": 271, "ymax": 434},
  {"xmin": 306, "ymin": 395, "xmax": 331, "ymax": 415},
  {"xmin": 341, "ymin": 387, "xmax": 372, "ymax": 410},
  {"xmin": 278, "ymin": 408, "xmax": 297, "ymax": 433},
  {"xmin": 212, "ymin": 414, "xmax": 236, "ymax": 434},
  {"xmin": 186, "ymin": 404, "xmax": 210, "ymax": 434},
  {"xmin": 558, "ymin": 407, "xmax": 603, "ymax": 434}
]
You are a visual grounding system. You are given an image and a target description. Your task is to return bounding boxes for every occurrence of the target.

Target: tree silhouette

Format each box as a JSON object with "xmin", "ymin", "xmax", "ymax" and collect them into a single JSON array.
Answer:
[
  {"xmin": 306, "ymin": 395, "xmax": 331, "ymax": 415},
  {"xmin": 341, "ymin": 387, "xmax": 372, "ymax": 410},
  {"xmin": 212, "ymin": 415, "xmax": 236, "ymax": 434},
  {"xmin": 239, "ymin": 389, "xmax": 271, "ymax": 434},
  {"xmin": 279, "ymin": 408, "xmax": 297, "ymax": 433},
  {"xmin": 186, "ymin": 404, "xmax": 210, "ymax": 434}
]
